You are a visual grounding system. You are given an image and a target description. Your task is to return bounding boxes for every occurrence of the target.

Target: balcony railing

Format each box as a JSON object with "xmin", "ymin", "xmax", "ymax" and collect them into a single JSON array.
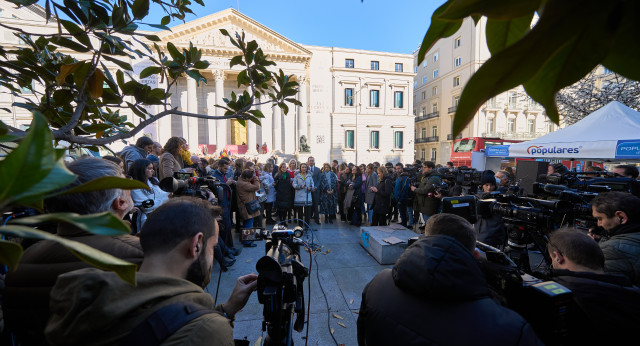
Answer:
[
  {"xmin": 448, "ymin": 106, "xmax": 457, "ymax": 114},
  {"xmin": 426, "ymin": 111, "xmax": 439, "ymax": 119},
  {"xmin": 446, "ymin": 134, "xmax": 463, "ymax": 140},
  {"xmin": 415, "ymin": 137, "xmax": 428, "ymax": 143},
  {"xmin": 526, "ymin": 103, "xmax": 543, "ymax": 111},
  {"xmin": 426, "ymin": 136, "xmax": 439, "ymax": 142}
]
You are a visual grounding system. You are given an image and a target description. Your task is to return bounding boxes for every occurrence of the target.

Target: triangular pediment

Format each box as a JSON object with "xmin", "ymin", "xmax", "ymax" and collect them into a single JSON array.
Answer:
[{"xmin": 157, "ymin": 8, "xmax": 311, "ymax": 59}]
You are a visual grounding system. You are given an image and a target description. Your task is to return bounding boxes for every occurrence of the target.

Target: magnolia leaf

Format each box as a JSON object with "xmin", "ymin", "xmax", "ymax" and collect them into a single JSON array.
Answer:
[
  {"xmin": 0, "ymin": 239, "xmax": 23, "ymax": 270},
  {"xmin": 439, "ymin": 0, "xmax": 541, "ymax": 20},
  {"xmin": 56, "ymin": 61, "xmax": 84, "ymax": 85},
  {"xmin": 0, "ymin": 112, "xmax": 73, "ymax": 207},
  {"xmin": 417, "ymin": 0, "xmax": 461, "ymax": 64},
  {"xmin": 131, "ymin": 0, "xmax": 150, "ymax": 20},
  {"xmin": 486, "ymin": 13, "xmax": 534, "ymax": 55},
  {"xmin": 88, "ymin": 69, "xmax": 105, "ymax": 99},
  {"xmin": 0, "ymin": 226, "xmax": 137, "ymax": 285},
  {"xmin": 9, "ymin": 212, "xmax": 131, "ymax": 236},
  {"xmin": 11, "ymin": 158, "xmax": 77, "ymax": 207},
  {"xmin": 139, "ymin": 66, "xmax": 162, "ymax": 79}
]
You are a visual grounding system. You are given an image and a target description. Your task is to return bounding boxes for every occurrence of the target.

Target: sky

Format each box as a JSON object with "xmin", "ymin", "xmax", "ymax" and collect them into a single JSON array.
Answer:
[{"xmin": 144, "ymin": 0, "xmax": 441, "ymax": 55}]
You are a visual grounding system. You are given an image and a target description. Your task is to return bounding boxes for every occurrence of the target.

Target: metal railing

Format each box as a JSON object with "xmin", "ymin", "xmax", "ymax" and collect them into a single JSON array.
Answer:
[
  {"xmin": 446, "ymin": 134, "xmax": 462, "ymax": 140},
  {"xmin": 448, "ymin": 106, "xmax": 457, "ymax": 114}
]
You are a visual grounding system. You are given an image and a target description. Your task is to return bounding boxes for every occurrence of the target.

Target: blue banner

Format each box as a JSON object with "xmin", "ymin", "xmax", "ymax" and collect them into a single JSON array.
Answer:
[
  {"xmin": 485, "ymin": 145, "xmax": 510, "ymax": 157},
  {"xmin": 615, "ymin": 140, "xmax": 640, "ymax": 159}
]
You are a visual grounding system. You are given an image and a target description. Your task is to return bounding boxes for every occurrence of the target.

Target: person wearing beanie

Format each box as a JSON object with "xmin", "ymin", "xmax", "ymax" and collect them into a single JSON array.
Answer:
[{"xmin": 475, "ymin": 170, "xmax": 506, "ymax": 248}]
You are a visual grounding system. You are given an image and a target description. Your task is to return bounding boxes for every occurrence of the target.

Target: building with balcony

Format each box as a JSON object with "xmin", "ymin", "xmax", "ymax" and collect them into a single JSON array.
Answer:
[{"xmin": 413, "ymin": 17, "xmax": 556, "ymax": 164}]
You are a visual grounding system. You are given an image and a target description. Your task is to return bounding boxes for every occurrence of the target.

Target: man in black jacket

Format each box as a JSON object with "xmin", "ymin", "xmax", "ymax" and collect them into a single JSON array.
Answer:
[
  {"xmin": 547, "ymin": 228, "xmax": 640, "ymax": 344},
  {"xmin": 357, "ymin": 213, "xmax": 542, "ymax": 346}
]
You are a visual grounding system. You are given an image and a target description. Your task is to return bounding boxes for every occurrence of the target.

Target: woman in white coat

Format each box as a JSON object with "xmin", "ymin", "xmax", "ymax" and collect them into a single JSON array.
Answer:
[
  {"xmin": 292, "ymin": 163, "xmax": 314, "ymax": 226},
  {"xmin": 128, "ymin": 158, "xmax": 170, "ymax": 233}
]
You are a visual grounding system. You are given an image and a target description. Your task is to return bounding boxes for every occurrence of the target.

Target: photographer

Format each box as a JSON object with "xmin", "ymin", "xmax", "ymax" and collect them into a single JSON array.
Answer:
[
  {"xmin": 590, "ymin": 191, "xmax": 640, "ymax": 285},
  {"xmin": 236, "ymin": 169, "xmax": 261, "ymax": 247},
  {"xmin": 45, "ymin": 198, "xmax": 258, "ymax": 346},
  {"xmin": 474, "ymin": 171, "xmax": 507, "ymax": 248},
  {"xmin": 547, "ymin": 228, "xmax": 640, "ymax": 344},
  {"xmin": 358, "ymin": 214, "xmax": 542, "ymax": 346},
  {"xmin": 411, "ymin": 161, "xmax": 441, "ymax": 224}
]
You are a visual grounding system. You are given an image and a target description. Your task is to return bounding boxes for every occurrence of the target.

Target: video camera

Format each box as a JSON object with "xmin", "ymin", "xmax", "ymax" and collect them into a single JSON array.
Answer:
[
  {"xmin": 159, "ymin": 172, "xmax": 229, "ymax": 204},
  {"xmin": 242, "ymin": 225, "xmax": 309, "ymax": 346},
  {"xmin": 477, "ymin": 242, "xmax": 572, "ymax": 345}
]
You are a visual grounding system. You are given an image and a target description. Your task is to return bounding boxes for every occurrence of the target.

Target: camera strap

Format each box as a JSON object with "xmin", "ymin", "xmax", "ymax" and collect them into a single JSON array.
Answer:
[{"xmin": 120, "ymin": 301, "xmax": 219, "ymax": 346}]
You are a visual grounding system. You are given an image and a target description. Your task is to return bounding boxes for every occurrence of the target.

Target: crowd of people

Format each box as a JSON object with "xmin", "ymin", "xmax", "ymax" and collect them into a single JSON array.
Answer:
[{"xmin": 3, "ymin": 134, "xmax": 640, "ymax": 345}]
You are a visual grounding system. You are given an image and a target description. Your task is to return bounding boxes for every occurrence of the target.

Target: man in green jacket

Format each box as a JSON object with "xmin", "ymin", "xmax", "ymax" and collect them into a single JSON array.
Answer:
[
  {"xmin": 45, "ymin": 197, "xmax": 258, "ymax": 346},
  {"xmin": 590, "ymin": 191, "xmax": 640, "ymax": 286},
  {"xmin": 411, "ymin": 161, "xmax": 442, "ymax": 224}
]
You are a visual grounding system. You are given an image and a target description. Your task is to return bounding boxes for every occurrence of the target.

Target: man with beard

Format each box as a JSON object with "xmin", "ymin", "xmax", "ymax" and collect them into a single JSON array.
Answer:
[{"xmin": 44, "ymin": 197, "xmax": 257, "ymax": 346}]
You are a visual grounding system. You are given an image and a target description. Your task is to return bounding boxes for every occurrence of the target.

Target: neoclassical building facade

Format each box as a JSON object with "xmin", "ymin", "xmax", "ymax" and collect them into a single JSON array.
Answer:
[{"xmin": 0, "ymin": 5, "xmax": 415, "ymax": 164}]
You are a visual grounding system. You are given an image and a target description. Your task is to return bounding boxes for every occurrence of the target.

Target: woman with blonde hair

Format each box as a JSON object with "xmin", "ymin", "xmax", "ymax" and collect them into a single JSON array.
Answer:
[{"xmin": 292, "ymin": 162, "xmax": 314, "ymax": 226}]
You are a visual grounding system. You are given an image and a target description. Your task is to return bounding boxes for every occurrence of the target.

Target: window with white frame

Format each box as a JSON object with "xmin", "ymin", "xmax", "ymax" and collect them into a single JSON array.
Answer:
[
  {"xmin": 433, "ymin": 52, "xmax": 439, "ymax": 62},
  {"xmin": 453, "ymin": 76, "xmax": 460, "ymax": 87},
  {"xmin": 422, "ymin": 91, "xmax": 426, "ymax": 100},
  {"xmin": 423, "ymin": 60, "xmax": 427, "ymax": 67},
  {"xmin": 432, "ymin": 86, "xmax": 438, "ymax": 95},
  {"xmin": 370, "ymin": 130, "xmax": 379, "ymax": 149},
  {"xmin": 395, "ymin": 63, "xmax": 403, "ymax": 72},
  {"xmin": 394, "ymin": 131, "xmax": 404, "ymax": 149},
  {"xmin": 345, "ymin": 59, "xmax": 354, "ymax": 68},
  {"xmin": 421, "ymin": 107, "xmax": 426, "ymax": 116},
  {"xmin": 432, "ymin": 102, "xmax": 438, "ymax": 113},
  {"xmin": 432, "ymin": 126, "xmax": 438, "ymax": 137},
  {"xmin": 370, "ymin": 90, "xmax": 379, "ymax": 107},
  {"xmin": 414, "ymin": 66, "xmax": 418, "ymax": 73},
  {"xmin": 455, "ymin": 56, "xmax": 462, "ymax": 67},
  {"xmin": 422, "ymin": 76, "xmax": 427, "ymax": 84},
  {"xmin": 421, "ymin": 127, "xmax": 426, "ymax": 138},
  {"xmin": 487, "ymin": 117, "xmax": 495, "ymax": 133},
  {"xmin": 345, "ymin": 88, "xmax": 354, "ymax": 106},
  {"xmin": 453, "ymin": 95, "xmax": 460, "ymax": 107},
  {"xmin": 527, "ymin": 119, "xmax": 535, "ymax": 134},
  {"xmin": 345, "ymin": 130, "xmax": 355, "ymax": 149},
  {"xmin": 433, "ymin": 69, "xmax": 439, "ymax": 78},
  {"xmin": 431, "ymin": 148, "xmax": 437, "ymax": 162},
  {"xmin": 454, "ymin": 36, "xmax": 462, "ymax": 48},
  {"xmin": 394, "ymin": 91, "xmax": 404, "ymax": 108},
  {"xmin": 371, "ymin": 61, "xmax": 379, "ymax": 70},
  {"xmin": 421, "ymin": 149, "xmax": 426, "ymax": 161},
  {"xmin": 546, "ymin": 120, "xmax": 555, "ymax": 133},
  {"xmin": 508, "ymin": 91, "xmax": 517, "ymax": 106},
  {"xmin": 507, "ymin": 118, "xmax": 515, "ymax": 134}
]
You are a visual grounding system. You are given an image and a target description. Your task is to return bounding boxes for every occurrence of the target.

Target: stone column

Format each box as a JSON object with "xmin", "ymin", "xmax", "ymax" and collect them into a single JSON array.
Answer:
[
  {"xmin": 206, "ymin": 86, "xmax": 217, "ymax": 147},
  {"xmin": 246, "ymin": 86, "xmax": 258, "ymax": 155},
  {"xmin": 186, "ymin": 77, "xmax": 199, "ymax": 148},
  {"xmin": 214, "ymin": 70, "xmax": 227, "ymax": 152},
  {"xmin": 296, "ymin": 75, "xmax": 308, "ymax": 153},
  {"xmin": 156, "ymin": 77, "xmax": 172, "ymax": 145},
  {"xmin": 272, "ymin": 104, "xmax": 281, "ymax": 152}
]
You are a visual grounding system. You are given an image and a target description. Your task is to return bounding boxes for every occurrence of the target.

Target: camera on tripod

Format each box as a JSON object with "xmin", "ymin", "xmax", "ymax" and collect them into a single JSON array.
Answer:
[{"xmin": 242, "ymin": 225, "xmax": 309, "ymax": 346}]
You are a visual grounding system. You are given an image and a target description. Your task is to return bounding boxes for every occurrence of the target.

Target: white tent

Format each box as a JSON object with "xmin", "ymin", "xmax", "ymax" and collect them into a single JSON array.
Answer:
[{"xmin": 507, "ymin": 101, "xmax": 640, "ymax": 160}]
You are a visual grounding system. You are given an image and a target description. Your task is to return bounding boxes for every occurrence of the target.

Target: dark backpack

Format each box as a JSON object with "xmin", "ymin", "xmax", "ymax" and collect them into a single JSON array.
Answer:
[{"xmin": 120, "ymin": 301, "xmax": 218, "ymax": 346}]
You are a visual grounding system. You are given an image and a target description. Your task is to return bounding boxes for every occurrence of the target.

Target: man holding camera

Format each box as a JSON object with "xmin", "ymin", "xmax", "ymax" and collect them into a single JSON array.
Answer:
[
  {"xmin": 590, "ymin": 191, "xmax": 640, "ymax": 285},
  {"xmin": 357, "ymin": 213, "xmax": 542, "ymax": 345},
  {"xmin": 45, "ymin": 197, "xmax": 257, "ymax": 346},
  {"xmin": 411, "ymin": 161, "xmax": 441, "ymax": 224}
]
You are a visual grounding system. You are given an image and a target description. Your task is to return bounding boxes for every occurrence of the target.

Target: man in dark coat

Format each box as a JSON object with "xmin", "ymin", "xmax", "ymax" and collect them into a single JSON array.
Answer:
[
  {"xmin": 357, "ymin": 213, "xmax": 542, "ymax": 346},
  {"xmin": 590, "ymin": 191, "xmax": 640, "ymax": 285},
  {"xmin": 411, "ymin": 161, "xmax": 441, "ymax": 223},
  {"xmin": 547, "ymin": 228, "xmax": 640, "ymax": 345}
]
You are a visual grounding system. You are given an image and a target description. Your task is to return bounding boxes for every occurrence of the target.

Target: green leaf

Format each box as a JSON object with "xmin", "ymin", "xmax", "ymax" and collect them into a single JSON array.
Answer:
[
  {"xmin": 417, "ymin": 1, "xmax": 463, "ymax": 64},
  {"xmin": 161, "ymin": 15, "xmax": 171, "ymax": 26},
  {"xmin": 602, "ymin": 1, "xmax": 640, "ymax": 81},
  {"xmin": 139, "ymin": 66, "xmax": 162, "ymax": 79},
  {"xmin": 10, "ymin": 212, "xmax": 131, "ymax": 236},
  {"xmin": 131, "ymin": 0, "xmax": 150, "ymax": 20},
  {"xmin": 12, "ymin": 159, "xmax": 78, "ymax": 206},
  {"xmin": 0, "ymin": 225, "xmax": 137, "ymax": 285},
  {"xmin": 103, "ymin": 55, "xmax": 133, "ymax": 72},
  {"xmin": 0, "ymin": 239, "xmax": 22, "ymax": 271},
  {"xmin": 166, "ymin": 42, "xmax": 182, "ymax": 62},
  {"xmin": 440, "ymin": 0, "xmax": 541, "ymax": 20},
  {"xmin": 0, "ymin": 112, "xmax": 76, "ymax": 208},
  {"xmin": 451, "ymin": 0, "xmax": 616, "ymax": 135},
  {"xmin": 486, "ymin": 13, "xmax": 534, "ymax": 55},
  {"xmin": 229, "ymin": 55, "xmax": 245, "ymax": 68},
  {"xmin": 185, "ymin": 69, "xmax": 205, "ymax": 86}
]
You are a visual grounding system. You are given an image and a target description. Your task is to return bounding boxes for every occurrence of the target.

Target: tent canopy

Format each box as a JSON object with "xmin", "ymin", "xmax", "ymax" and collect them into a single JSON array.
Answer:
[{"xmin": 506, "ymin": 101, "xmax": 640, "ymax": 160}]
